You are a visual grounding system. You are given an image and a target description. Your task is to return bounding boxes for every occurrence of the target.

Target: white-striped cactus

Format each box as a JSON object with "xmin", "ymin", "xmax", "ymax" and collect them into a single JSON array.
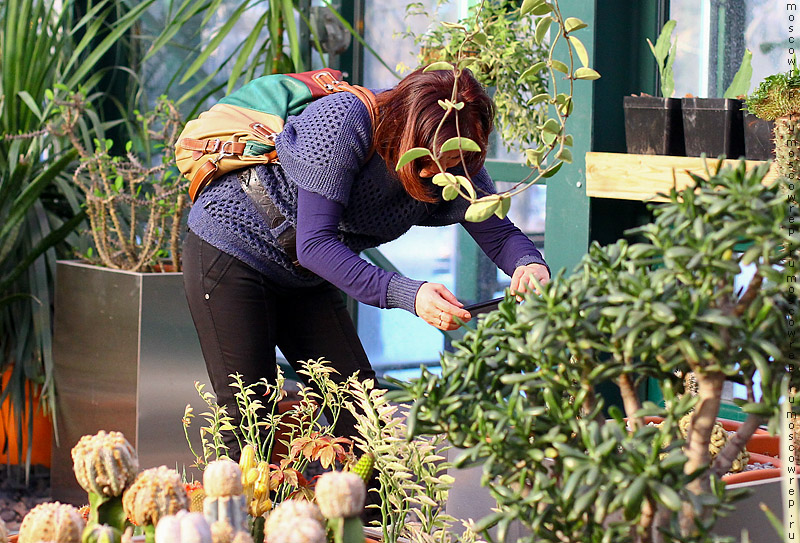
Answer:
[
  {"xmin": 72, "ymin": 431, "xmax": 138, "ymax": 498},
  {"xmin": 18, "ymin": 502, "xmax": 86, "ymax": 543}
]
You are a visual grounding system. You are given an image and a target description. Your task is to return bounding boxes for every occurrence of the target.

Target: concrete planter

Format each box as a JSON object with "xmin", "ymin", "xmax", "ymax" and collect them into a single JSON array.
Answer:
[{"xmin": 51, "ymin": 261, "xmax": 209, "ymax": 505}]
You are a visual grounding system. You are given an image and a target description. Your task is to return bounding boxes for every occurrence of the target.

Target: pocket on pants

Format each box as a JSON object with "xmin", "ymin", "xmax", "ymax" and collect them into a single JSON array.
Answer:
[{"xmin": 201, "ymin": 243, "xmax": 236, "ymax": 296}]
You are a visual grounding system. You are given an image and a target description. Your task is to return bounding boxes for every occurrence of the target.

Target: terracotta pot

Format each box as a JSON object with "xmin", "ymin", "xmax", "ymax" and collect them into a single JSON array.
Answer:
[{"xmin": 640, "ymin": 416, "xmax": 780, "ymax": 483}]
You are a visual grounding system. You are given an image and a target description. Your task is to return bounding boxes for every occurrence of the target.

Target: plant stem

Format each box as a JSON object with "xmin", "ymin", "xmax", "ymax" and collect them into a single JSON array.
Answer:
[{"xmin": 711, "ymin": 413, "xmax": 765, "ymax": 476}]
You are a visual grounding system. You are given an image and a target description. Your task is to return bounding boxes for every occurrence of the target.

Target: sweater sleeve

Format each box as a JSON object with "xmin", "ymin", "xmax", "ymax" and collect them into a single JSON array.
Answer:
[
  {"xmin": 275, "ymin": 92, "xmax": 372, "ymax": 205},
  {"xmin": 295, "ymin": 187, "xmax": 425, "ymax": 313},
  {"xmin": 461, "ymin": 216, "xmax": 550, "ymax": 277}
]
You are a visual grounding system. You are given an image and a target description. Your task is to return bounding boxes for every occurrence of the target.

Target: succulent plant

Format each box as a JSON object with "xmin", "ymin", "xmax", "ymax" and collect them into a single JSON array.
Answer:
[
  {"xmin": 81, "ymin": 524, "xmax": 123, "ymax": 543},
  {"xmin": 349, "ymin": 453, "xmax": 374, "ymax": 485},
  {"xmin": 72, "ymin": 431, "xmax": 139, "ymax": 497},
  {"xmin": 154, "ymin": 511, "xmax": 212, "ymax": 543},
  {"xmin": 314, "ymin": 472, "xmax": 366, "ymax": 543},
  {"xmin": 122, "ymin": 466, "xmax": 189, "ymax": 543},
  {"xmin": 314, "ymin": 471, "xmax": 365, "ymax": 519},
  {"xmin": 264, "ymin": 499, "xmax": 324, "ymax": 535},
  {"xmin": 264, "ymin": 515, "xmax": 326, "ymax": 543},
  {"xmin": 72, "ymin": 431, "xmax": 139, "ymax": 533},
  {"xmin": 746, "ymin": 67, "xmax": 800, "ymax": 179},
  {"xmin": 203, "ymin": 459, "xmax": 244, "ymax": 498},
  {"xmin": 19, "ymin": 502, "xmax": 86, "ymax": 543}
]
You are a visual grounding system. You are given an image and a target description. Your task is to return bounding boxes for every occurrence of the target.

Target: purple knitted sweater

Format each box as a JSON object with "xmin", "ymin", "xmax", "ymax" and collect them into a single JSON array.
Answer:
[{"xmin": 187, "ymin": 90, "xmax": 547, "ymax": 313}]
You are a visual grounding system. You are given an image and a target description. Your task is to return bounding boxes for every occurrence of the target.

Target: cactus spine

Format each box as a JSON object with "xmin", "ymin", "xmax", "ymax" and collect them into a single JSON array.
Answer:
[
  {"xmin": 263, "ymin": 501, "xmax": 326, "ymax": 543},
  {"xmin": 122, "ymin": 466, "xmax": 189, "ymax": 543}
]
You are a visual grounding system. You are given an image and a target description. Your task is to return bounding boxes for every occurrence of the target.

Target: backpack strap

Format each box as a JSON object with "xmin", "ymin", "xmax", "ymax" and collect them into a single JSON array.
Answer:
[{"xmin": 309, "ymin": 71, "xmax": 378, "ymax": 131}]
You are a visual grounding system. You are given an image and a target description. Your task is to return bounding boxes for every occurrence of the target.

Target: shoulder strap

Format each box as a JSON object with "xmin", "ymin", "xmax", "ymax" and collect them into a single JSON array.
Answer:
[{"xmin": 306, "ymin": 70, "xmax": 378, "ymax": 130}]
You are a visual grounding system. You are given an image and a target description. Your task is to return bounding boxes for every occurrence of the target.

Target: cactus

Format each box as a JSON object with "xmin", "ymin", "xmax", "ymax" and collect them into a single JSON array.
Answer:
[
  {"xmin": 314, "ymin": 472, "xmax": 366, "ymax": 543},
  {"xmin": 264, "ymin": 515, "xmax": 326, "ymax": 543},
  {"xmin": 82, "ymin": 524, "xmax": 122, "ymax": 543},
  {"xmin": 155, "ymin": 511, "xmax": 212, "ymax": 543},
  {"xmin": 773, "ymin": 114, "xmax": 800, "ymax": 180},
  {"xmin": 122, "ymin": 466, "xmax": 189, "ymax": 543},
  {"xmin": 209, "ymin": 521, "xmax": 254, "ymax": 543},
  {"xmin": 190, "ymin": 487, "xmax": 207, "ymax": 513},
  {"xmin": 203, "ymin": 495, "xmax": 248, "ymax": 533},
  {"xmin": 19, "ymin": 502, "xmax": 86, "ymax": 543},
  {"xmin": 72, "ymin": 431, "xmax": 138, "ymax": 533},
  {"xmin": 349, "ymin": 453, "xmax": 375, "ymax": 485},
  {"xmin": 204, "ymin": 459, "xmax": 244, "ymax": 498}
]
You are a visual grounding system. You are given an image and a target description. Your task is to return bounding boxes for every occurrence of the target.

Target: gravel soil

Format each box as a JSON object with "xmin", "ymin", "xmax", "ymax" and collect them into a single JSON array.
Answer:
[{"xmin": 0, "ymin": 465, "xmax": 51, "ymax": 533}]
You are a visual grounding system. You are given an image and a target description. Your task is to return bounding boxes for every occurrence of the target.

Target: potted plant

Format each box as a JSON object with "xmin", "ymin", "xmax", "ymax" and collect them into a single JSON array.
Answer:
[
  {"xmin": 397, "ymin": 160, "xmax": 797, "ymax": 542},
  {"xmin": 682, "ymin": 50, "xmax": 752, "ymax": 159},
  {"xmin": 45, "ymin": 91, "xmax": 210, "ymax": 506},
  {"xmin": 746, "ymin": 63, "xmax": 800, "ymax": 177},
  {"xmin": 623, "ymin": 20, "xmax": 685, "ymax": 156}
]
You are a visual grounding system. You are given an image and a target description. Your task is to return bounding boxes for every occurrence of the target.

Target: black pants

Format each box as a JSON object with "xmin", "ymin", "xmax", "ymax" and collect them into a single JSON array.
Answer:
[{"xmin": 182, "ymin": 231, "xmax": 376, "ymax": 458}]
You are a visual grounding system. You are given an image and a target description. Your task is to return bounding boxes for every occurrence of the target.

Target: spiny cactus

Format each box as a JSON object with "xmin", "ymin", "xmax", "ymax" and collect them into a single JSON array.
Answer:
[
  {"xmin": 122, "ymin": 466, "xmax": 189, "ymax": 543},
  {"xmin": 154, "ymin": 511, "xmax": 212, "ymax": 543},
  {"xmin": 19, "ymin": 502, "xmax": 86, "ymax": 543},
  {"xmin": 72, "ymin": 431, "xmax": 138, "ymax": 533},
  {"xmin": 210, "ymin": 520, "xmax": 255, "ymax": 543},
  {"xmin": 349, "ymin": 453, "xmax": 375, "ymax": 485},
  {"xmin": 204, "ymin": 459, "xmax": 244, "ymax": 498},
  {"xmin": 314, "ymin": 471, "xmax": 366, "ymax": 543}
]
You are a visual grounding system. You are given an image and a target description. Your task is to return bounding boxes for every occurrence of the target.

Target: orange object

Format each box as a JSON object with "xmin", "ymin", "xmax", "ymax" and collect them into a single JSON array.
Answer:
[{"xmin": 0, "ymin": 368, "xmax": 53, "ymax": 467}]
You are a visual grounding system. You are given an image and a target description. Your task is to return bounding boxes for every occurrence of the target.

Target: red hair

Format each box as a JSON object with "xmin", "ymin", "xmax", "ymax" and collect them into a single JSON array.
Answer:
[{"xmin": 374, "ymin": 68, "xmax": 494, "ymax": 203}]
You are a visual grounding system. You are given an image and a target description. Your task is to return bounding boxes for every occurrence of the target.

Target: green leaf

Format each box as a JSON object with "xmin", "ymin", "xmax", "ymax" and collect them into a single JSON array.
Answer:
[
  {"xmin": 535, "ymin": 16, "xmax": 553, "ymax": 45},
  {"xmin": 442, "ymin": 185, "xmax": 459, "ymax": 201},
  {"xmin": 564, "ymin": 17, "xmax": 588, "ymax": 32},
  {"xmin": 472, "ymin": 32, "xmax": 488, "ymax": 46},
  {"xmin": 17, "ymin": 92, "xmax": 43, "ymax": 122},
  {"xmin": 456, "ymin": 175, "xmax": 477, "ymax": 199},
  {"xmin": 495, "ymin": 197, "xmax": 511, "ymax": 219},
  {"xmin": 440, "ymin": 137, "xmax": 482, "ymax": 153},
  {"xmin": 424, "ymin": 61, "xmax": 455, "ymax": 72},
  {"xmin": 568, "ymin": 36, "xmax": 590, "ymax": 68},
  {"xmin": 531, "ymin": 2, "xmax": 553, "ymax": 15},
  {"xmin": 518, "ymin": 62, "xmax": 547, "ymax": 84},
  {"xmin": 432, "ymin": 172, "xmax": 458, "ymax": 187},
  {"xmin": 542, "ymin": 119, "xmax": 561, "ymax": 134},
  {"xmin": 528, "ymin": 93, "xmax": 551, "ymax": 106},
  {"xmin": 650, "ymin": 481, "xmax": 682, "ymax": 511},
  {"xmin": 623, "ymin": 476, "xmax": 647, "ymax": 520},
  {"xmin": 396, "ymin": 148, "xmax": 433, "ymax": 170},
  {"xmin": 551, "ymin": 60, "xmax": 569, "ymax": 74},
  {"xmin": 574, "ymin": 67, "xmax": 601, "ymax": 80},
  {"xmin": 541, "ymin": 161, "xmax": 564, "ymax": 178},
  {"xmin": 521, "ymin": 0, "xmax": 547, "ymax": 16},
  {"xmin": 465, "ymin": 196, "xmax": 502, "ymax": 222},
  {"xmin": 723, "ymin": 49, "xmax": 753, "ymax": 99},
  {"xmin": 556, "ymin": 148, "xmax": 573, "ymax": 164}
]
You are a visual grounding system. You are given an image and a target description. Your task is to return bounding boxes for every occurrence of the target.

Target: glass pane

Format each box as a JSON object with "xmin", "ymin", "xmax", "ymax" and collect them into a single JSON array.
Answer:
[{"xmin": 671, "ymin": 0, "xmax": 791, "ymax": 98}]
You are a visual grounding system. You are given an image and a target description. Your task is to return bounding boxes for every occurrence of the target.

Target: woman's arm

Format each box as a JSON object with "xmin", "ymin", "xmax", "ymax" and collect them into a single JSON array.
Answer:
[
  {"xmin": 462, "ymin": 215, "xmax": 551, "ymax": 296},
  {"xmin": 296, "ymin": 188, "xmax": 470, "ymax": 329}
]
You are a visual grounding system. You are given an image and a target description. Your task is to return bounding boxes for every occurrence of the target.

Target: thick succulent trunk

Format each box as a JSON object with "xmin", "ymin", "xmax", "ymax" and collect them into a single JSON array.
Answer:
[{"xmin": 773, "ymin": 113, "xmax": 800, "ymax": 180}]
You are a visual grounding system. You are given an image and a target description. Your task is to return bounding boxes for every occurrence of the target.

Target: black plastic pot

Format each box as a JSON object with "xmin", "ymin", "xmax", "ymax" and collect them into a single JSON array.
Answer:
[
  {"xmin": 623, "ymin": 95, "xmax": 685, "ymax": 155},
  {"xmin": 682, "ymin": 98, "xmax": 745, "ymax": 159},
  {"xmin": 743, "ymin": 112, "xmax": 775, "ymax": 161}
]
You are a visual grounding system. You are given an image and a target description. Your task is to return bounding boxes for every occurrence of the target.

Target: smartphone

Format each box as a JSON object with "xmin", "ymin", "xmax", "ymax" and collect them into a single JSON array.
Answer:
[{"xmin": 463, "ymin": 297, "xmax": 504, "ymax": 316}]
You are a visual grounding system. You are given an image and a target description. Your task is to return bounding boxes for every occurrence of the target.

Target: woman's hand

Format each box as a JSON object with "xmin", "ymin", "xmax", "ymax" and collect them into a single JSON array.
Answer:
[
  {"xmin": 415, "ymin": 283, "xmax": 471, "ymax": 331},
  {"xmin": 510, "ymin": 263, "xmax": 550, "ymax": 300}
]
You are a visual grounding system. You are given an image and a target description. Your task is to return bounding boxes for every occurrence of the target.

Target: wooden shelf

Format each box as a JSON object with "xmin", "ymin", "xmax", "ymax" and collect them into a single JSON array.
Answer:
[{"xmin": 585, "ymin": 152, "xmax": 779, "ymax": 202}]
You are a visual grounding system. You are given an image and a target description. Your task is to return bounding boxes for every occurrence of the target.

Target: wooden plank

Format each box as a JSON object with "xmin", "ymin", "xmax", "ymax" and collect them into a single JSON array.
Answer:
[{"xmin": 585, "ymin": 152, "xmax": 780, "ymax": 202}]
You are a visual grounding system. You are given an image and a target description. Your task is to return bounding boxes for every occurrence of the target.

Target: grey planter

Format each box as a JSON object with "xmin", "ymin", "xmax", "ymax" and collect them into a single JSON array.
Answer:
[{"xmin": 51, "ymin": 261, "xmax": 210, "ymax": 504}]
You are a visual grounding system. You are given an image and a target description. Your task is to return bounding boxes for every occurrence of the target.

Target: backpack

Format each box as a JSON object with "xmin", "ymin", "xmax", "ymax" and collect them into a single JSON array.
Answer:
[{"xmin": 175, "ymin": 69, "xmax": 377, "ymax": 202}]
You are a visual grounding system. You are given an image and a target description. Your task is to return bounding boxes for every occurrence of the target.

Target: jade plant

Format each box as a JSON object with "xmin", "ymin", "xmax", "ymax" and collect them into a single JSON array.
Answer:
[
  {"xmin": 746, "ymin": 63, "xmax": 800, "ymax": 179},
  {"xmin": 397, "ymin": 160, "xmax": 799, "ymax": 543}
]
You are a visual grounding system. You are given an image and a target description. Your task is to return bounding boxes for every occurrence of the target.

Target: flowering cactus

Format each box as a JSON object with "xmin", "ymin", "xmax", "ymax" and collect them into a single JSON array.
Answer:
[
  {"xmin": 72, "ymin": 431, "xmax": 138, "ymax": 533},
  {"xmin": 18, "ymin": 502, "xmax": 86, "ymax": 543},
  {"xmin": 122, "ymin": 466, "xmax": 189, "ymax": 543}
]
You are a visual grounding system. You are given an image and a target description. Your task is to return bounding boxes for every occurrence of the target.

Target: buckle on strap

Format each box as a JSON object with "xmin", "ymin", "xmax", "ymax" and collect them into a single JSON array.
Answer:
[
  {"xmin": 211, "ymin": 140, "xmax": 236, "ymax": 165},
  {"xmin": 206, "ymin": 138, "xmax": 221, "ymax": 153}
]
